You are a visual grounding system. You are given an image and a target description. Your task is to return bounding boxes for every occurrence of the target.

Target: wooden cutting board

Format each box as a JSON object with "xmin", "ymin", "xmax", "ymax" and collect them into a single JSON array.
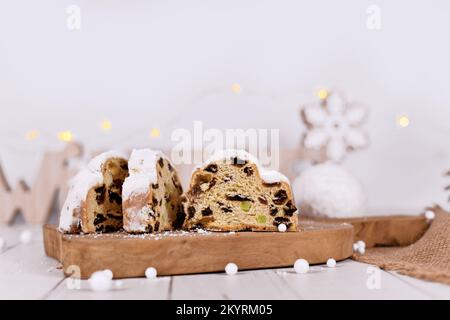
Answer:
[
  {"xmin": 43, "ymin": 221, "xmax": 354, "ymax": 279},
  {"xmin": 300, "ymin": 215, "xmax": 429, "ymax": 248}
]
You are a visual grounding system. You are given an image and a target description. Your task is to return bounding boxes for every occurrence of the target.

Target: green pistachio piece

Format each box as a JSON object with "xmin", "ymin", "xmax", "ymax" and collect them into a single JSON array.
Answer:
[
  {"xmin": 256, "ymin": 215, "xmax": 267, "ymax": 224},
  {"xmin": 240, "ymin": 201, "xmax": 252, "ymax": 212}
]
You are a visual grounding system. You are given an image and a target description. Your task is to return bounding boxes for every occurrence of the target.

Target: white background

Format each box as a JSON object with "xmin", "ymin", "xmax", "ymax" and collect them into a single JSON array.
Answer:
[{"xmin": 0, "ymin": 0, "xmax": 449, "ymax": 215}]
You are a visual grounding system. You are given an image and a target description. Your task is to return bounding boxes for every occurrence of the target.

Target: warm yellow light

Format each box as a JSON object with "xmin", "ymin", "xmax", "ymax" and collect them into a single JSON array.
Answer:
[
  {"xmin": 150, "ymin": 128, "xmax": 160, "ymax": 138},
  {"xmin": 231, "ymin": 83, "xmax": 242, "ymax": 94},
  {"xmin": 58, "ymin": 131, "xmax": 73, "ymax": 142},
  {"xmin": 25, "ymin": 130, "xmax": 39, "ymax": 140},
  {"xmin": 317, "ymin": 88, "xmax": 329, "ymax": 100},
  {"xmin": 100, "ymin": 119, "xmax": 112, "ymax": 132},
  {"xmin": 398, "ymin": 115, "xmax": 410, "ymax": 128}
]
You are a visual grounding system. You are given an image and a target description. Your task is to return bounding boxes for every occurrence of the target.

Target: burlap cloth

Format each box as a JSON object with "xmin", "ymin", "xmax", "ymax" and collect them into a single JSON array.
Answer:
[{"xmin": 353, "ymin": 207, "xmax": 450, "ymax": 285}]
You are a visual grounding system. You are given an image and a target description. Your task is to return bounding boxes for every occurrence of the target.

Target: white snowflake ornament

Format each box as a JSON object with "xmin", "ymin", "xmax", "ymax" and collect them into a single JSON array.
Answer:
[{"xmin": 301, "ymin": 91, "xmax": 369, "ymax": 163}]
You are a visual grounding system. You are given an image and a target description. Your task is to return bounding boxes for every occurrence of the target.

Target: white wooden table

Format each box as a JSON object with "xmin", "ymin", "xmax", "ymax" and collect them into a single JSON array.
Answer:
[{"xmin": 1, "ymin": 225, "xmax": 449, "ymax": 300}]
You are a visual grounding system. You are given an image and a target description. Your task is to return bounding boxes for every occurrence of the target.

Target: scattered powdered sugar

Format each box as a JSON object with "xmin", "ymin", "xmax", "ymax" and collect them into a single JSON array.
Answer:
[{"xmin": 64, "ymin": 228, "xmax": 229, "ymax": 242}]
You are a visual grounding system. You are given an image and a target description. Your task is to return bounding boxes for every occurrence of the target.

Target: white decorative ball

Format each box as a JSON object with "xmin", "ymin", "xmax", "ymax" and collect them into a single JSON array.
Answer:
[
  {"xmin": 103, "ymin": 269, "xmax": 113, "ymax": 280},
  {"xmin": 278, "ymin": 223, "xmax": 287, "ymax": 232},
  {"xmin": 88, "ymin": 271, "xmax": 112, "ymax": 292},
  {"xmin": 0, "ymin": 237, "xmax": 6, "ymax": 252},
  {"xmin": 145, "ymin": 267, "xmax": 157, "ymax": 279},
  {"xmin": 20, "ymin": 230, "xmax": 32, "ymax": 244},
  {"xmin": 357, "ymin": 247, "xmax": 366, "ymax": 255},
  {"xmin": 425, "ymin": 210, "xmax": 435, "ymax": 221},
  {"xmin": 293, "ymin": 163, "xmax": 366, "ymax": 218},
  {"xmin": 326, "ymin": 258, "xmax": 336, "ymax": 268},
  {"xmin": 353, "ymin": 243, "xmax": 359, "ymax": 252},
  {"xmin": 294, "ymin": 259, "xmax": 309, "ymax": 274},
  {"xmin": 356, "ymin": 240, "xmax": 366, "ymax": 250},
  {"xmin": 225, "ymin": 263, "xmax": 238, "ymax": 275}
]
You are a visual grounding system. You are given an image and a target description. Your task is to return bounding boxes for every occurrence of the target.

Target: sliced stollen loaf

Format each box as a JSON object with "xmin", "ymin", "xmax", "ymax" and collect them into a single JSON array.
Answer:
[
  {"xmin": 122, "ymin": 149, "xmax": 184, "ymax": 233},
  {"xmin": 59, "ymin": 151, "xmax": 129, "ymax": 233},
  {"xmin": 183, "ymin": 150, "xmax": 299, "ymax": 231}
]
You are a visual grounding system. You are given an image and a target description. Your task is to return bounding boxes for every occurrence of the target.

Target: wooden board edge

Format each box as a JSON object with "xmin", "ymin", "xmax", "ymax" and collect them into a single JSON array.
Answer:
[
  {"xmin": 299, "ymin": 215, "xmax": 429, "ymax": 248},
  {"xmin": 43, "ymin": 224, "xmax": 62, "ymax": 262},
  {"xmin": 43, "ymin": 223, "xmax": 354, "ymax": 279}
]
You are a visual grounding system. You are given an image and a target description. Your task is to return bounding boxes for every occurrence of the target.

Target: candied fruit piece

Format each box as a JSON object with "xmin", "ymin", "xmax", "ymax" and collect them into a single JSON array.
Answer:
[
  {"xmin": 240, "ymin": 201, "xmax": 252, "ymax": 212},
  {"xmin": 256, "ymin": 215, "xmax": 267, "ymax": 224}
]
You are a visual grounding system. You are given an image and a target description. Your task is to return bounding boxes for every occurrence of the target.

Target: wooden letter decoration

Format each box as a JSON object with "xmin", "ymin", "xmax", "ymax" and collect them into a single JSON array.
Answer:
[{"xmin": 0, "ymin": 143, "xmax": 82, "ymax": 224}]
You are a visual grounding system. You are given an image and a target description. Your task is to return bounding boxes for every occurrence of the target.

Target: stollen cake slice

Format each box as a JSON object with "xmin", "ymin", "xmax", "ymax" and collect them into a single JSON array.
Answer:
[
  {"xmin": 59, "ymin": 150, "xmax": 129, "ymax": 233},
  {"xmin": 122, "ymin": 149, "xmax": 184, "ymax": 233},
  {"xmin": 182, "ymin": 150, "xmax": 298, "ymax": 231}
]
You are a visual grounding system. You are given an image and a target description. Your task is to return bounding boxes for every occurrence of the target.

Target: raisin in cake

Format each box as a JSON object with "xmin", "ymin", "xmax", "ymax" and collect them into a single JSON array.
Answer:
[
  {"xmin": 183, "ymin": 150, "xmax": 298, "ymax": 231},
  {"xmin": 59, "ymin": 151, "xmax": 129, "ymax": 233},
  {"xmin": 122, "ymin": 149, "xmax": 184, "ymax": 233}
]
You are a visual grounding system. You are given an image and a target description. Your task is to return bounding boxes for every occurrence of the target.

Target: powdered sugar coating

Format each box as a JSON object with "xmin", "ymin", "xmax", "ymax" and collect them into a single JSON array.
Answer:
[
  {"xmin": 122, "ymin": 149, "xmax": 163, "ymax": 200},
  {"xmin": 59, "ymin": 150, "xmax": 127, "ymax": 232},
  {"xmin": 122, "ymin": 149, "xmax": 169, "ymax": 233},
  {"xmin": 87, "ymin": 150, "xmax": 127, "ymax": 172},
  {"xmin": 199, "ymin": 149, "xmax": 290, "ymax": 185},
  {"xmin": 125, "ymin": 205, "xmax": 154, "ymax": 233}
]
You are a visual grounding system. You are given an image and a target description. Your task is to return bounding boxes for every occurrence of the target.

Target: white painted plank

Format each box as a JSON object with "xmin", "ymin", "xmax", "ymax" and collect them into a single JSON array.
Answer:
[
  {"xmin": 46, "ymin": 276, "xmax": 171, "ymax": 300},
  {"xmin": 1, "ymin": 225, "xmax": 449, "ymax": 300},
  {"xmin": 0, "ymin": 224, "xmax": 42, "ymax": 253},
  {"xmin": 271, "ymin": 260, "xmax": 431, "ymax": 300},
  {"xmin": 0, "ymin": 241, "xmax": 63, "ymax": 299},
  {"xmin": 390, "ymin": 272, "xmax": 450, "ymax": 300},
  {"xmin": 170, "ymin": 269, "xmax": 300, "ymax": 300}
]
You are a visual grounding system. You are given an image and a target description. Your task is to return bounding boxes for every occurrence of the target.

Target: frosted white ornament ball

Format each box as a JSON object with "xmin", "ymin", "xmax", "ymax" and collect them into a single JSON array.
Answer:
[
  {"xmin": 357, "ymin": 240, "xmax": 366, "ymax": 250},
  {"xmin": 293, "ymin": 163, "xmax": 366, "ymax": 218},
  {"xmin": 278, "ymin": 223, "xmax": 287, "ymax": 232},
  {"xmin": 0, "ymin": 237, "xmax": 6, "ymax": 252},
  {"xmin": 225, "ymin": 263, "xmax": 238, "ymax": 275},
  {"xmin": 294, "ymin": 259, "xmax": 309, "ymax": 274},
  {"xmin": 425, "ymin": 210, "xmax": 435, "ymax": 221},
  {"xmin": 145, "ymin": 267, "xmax": 157, "ymax": 279},
  {"xmin": 357, "ymin": 247, "xmax": 365, "ymax": 255},
  {"xmin": 88, "ymin": 271, "xmax": 112, "ymax": 292},
  {"xmin": 20, "ymin": 230, "xmax": 32, "ymax": 244},
  {"xmin": 103, "ymin": 269, "xmax": 113, "ymax": 280},
  {"xmin": 326, "ymin": 258, "xmax": 336, "ymax": 268},
  {"xmin": 353, "ymin": 243, "xmax": 359, "ymax": 252}
]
